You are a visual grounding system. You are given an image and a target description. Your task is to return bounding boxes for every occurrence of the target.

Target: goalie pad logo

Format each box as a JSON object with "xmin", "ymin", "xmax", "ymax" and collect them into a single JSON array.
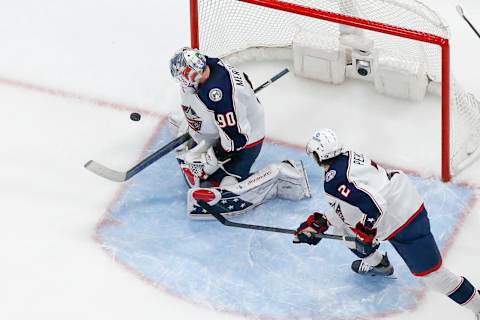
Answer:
[
  {"xmin": 188, "ymin": 189, "xmax": 253, "ymax": 219},
  {"xmin": 182, "ymin": 104, "xmax": 202, "ymax": 131},
  {"xmin": 191, "ymin": 188, "xmax": 221, "ymax": 204},
  {"xmin": 209, "ymin": 88, "xmax": 223, "ymax": 102}
]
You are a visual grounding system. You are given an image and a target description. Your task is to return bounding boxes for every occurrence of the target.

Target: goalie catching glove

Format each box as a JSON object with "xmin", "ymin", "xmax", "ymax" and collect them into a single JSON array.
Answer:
[
  {"xmin": 293, "ymin": 212, "xmax": 329, "ymax": 245},
  {"xmin": 182, "ymin": 140, "xmax": 222, "ymax": 180}
]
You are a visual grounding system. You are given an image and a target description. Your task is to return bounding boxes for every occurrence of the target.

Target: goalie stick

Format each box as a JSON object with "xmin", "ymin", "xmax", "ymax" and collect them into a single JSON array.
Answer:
[
  {"xmin": 196, "ymin": 200, "xmax": 370, "ymax": 254},
  {"xmin": 457, "ymin": 5, "xmax": 480, "ymax": 39},
  {"xmin": 84, "ymin": 68, "xmax": 290, "ymax": 182},
  {"xmin": 84, "ymin": 132, "xmax": 191, "ymax": 182}
]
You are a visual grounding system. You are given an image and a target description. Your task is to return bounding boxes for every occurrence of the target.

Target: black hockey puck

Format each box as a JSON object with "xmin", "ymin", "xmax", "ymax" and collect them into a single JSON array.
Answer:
[{"xmin": 130, "ymin": 112, "xmax": 141, "ymax": 121}]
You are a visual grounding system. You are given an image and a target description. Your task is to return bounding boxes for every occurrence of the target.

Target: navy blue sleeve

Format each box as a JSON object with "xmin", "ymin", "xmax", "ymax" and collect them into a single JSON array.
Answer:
[
  {"xmin": 324, "ymin": 154, "xmax": 382, "ymax": 229},
  {"xmin": 197, "ymin": 58, "xmax": 248, "ymax": 151}
]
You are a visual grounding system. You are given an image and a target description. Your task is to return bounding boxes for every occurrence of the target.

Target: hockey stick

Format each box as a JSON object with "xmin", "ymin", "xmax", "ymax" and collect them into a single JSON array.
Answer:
[
  {"xmin": 84, "ymin": 68, "xmax": 290, "ymax": 182},
  {"xmin": 84, "ymin": 132, "xmax": 191, "ymax": 182},
  {"xmin": 197, "ymin": 200, "xmax": 359, "ymax": 243},
  {"xmin": 457, "ymin": 5, "xmax": 480, "ymax": 39},
  {"xmin": 253, "ymin": 68, "xmax": 289, "ymax": 93},
  {"xmin": 198, "ymin": 201, "xmax": 395, "ymax": 276},
  {"xmin": 198, "ymin": 200, "xmax": 369, "ymax": 254}
]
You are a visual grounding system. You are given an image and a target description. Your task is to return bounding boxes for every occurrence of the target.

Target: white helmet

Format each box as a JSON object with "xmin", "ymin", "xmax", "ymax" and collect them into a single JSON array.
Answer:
[
  {"xmin": 306, "ymin": 128, "xmax": 343, "ymax": 163},
  {"xmin": 169, "ymin": 47, "xmax": 207, "ymax": 88}
]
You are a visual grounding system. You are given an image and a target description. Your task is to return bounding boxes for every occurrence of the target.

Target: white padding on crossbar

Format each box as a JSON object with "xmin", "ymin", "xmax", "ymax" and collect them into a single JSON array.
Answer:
[{"xmin": 293, "ymin": 30, "xmax": 346, "ymax": 84}]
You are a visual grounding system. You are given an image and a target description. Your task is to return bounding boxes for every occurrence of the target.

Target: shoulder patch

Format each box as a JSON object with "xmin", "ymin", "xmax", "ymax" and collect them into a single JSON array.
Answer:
[
  {"xmin": 325, "ymin": 170, "xmax": 336, "ymax": 182},
  {"xmin": 209, "ymin": 88, "xmax": 223, "ymax": 102}
]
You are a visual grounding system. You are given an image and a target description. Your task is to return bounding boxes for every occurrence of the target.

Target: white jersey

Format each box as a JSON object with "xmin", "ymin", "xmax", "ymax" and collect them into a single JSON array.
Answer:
[
  {"xmin": 322, "ymin": 151, "xmax": 424, "ymax": 240},
  {"xmin": 179, "ymin": 57, "xmax": 265, "ymax": 152}
]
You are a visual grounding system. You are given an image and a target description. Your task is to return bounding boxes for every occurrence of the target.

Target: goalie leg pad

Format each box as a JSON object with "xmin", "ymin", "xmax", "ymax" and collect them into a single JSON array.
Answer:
[
  {"xmin": 187, "ymin": 188, "xmax": 256, "ymax": 219},
  {"xmin": 187, "ymin": 159, "xmax": 311, "ymax": 219},
  {"xmin": 275, "ymin": 160, "xmax": 311, "ymax": 200}
]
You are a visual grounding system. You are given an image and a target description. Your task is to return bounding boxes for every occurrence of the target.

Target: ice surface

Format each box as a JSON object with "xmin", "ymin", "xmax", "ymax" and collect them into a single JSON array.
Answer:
[
  {"xmin": 2, "ymin": 1, "xmax": 479, "ymax": 319},
  {"xmin": 98, "ymin": 126, "xmax": 474, "ymax": 319}
]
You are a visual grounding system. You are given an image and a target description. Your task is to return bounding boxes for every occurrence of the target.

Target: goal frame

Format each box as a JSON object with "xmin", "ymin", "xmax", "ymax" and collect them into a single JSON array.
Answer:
[{"xmin": 189, "ymin": 0, "xmax": 451, "ymax": 181}]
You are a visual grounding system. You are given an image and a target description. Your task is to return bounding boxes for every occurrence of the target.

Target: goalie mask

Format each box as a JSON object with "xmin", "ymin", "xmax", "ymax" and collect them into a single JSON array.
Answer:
[
  {"xmin": 306, "ymin": 128, "xmax": 343, "ymax": 164},
  {"xmin": 170, "ymin": 47, "xmax": 207, "ymax": 88}
]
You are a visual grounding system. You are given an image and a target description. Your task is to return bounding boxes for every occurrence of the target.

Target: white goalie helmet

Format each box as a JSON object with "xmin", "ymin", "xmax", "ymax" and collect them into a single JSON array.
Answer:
[
  {"xmin": 169, "ymin": 47, "xmax": 207, "ymax": 88},
  {"xmin": 306, "ymin": 128, "xmax": 344, "ymax": 163}
]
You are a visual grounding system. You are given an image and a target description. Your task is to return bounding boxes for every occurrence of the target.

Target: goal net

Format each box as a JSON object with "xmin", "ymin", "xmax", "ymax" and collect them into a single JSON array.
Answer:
[{"xmin": 190, "ymin": 0, "xmax": 480, "ymax": 181}]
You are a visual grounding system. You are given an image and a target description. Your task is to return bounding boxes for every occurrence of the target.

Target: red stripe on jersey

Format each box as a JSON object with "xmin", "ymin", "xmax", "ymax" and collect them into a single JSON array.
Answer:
[
  {"xmin": 245, "ymin": 138, "xmax": 264, "ymax": 149},
  {"xmin": 385, "ymin": 203, "xmax": 425, "ymax": 240}
]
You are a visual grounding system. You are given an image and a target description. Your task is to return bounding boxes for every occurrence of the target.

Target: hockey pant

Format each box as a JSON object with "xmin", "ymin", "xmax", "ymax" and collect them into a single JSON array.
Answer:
[
  {"xmin": 207, "ymin": 141, "xmax": 263, "ymax": 186},
  {"xmin": 390, "ymin": 206, "xmax": 480, "ymax": 313},
  {"xmin": 186, "ymin": 160, "xmax": 311, "ymax": 219},
  {"xmin": 343, "ymin": 205, "xmax": 480, "ymax": 313}
]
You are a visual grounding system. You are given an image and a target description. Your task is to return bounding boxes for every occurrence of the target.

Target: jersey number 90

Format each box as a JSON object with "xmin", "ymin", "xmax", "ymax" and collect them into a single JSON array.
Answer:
[{"xmin": 216, "ymin": 112, "xmax": 236, "ymax": 128}]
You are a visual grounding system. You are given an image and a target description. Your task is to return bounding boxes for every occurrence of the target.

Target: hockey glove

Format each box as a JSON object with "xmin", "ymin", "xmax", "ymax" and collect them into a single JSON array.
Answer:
[
  {"xmin": 201, "ymin": 147, "xmax": 220, "ymax": 175},
  {"xmin": 293, "ymin": 212, "xmax": 329, "ymax": 245},
  {"xmin": 183, "ymin": 141, "xmax": 220, "ymax": 179},
  {"xmin": 351, "ymin": 222, "xmax": 377, "ymax": 244}
]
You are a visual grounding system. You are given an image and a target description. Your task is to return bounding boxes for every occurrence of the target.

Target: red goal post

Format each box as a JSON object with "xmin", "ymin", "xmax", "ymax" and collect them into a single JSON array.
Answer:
[{"xmin": 189, "ymin": 0, "xmax": 467, "ymax": 182}]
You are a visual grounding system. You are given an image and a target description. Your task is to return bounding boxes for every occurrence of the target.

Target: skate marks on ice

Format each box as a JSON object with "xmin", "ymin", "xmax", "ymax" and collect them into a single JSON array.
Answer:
[{"xmin": 97, "ymin": 126, "xmax": 475, "ymax": 320}]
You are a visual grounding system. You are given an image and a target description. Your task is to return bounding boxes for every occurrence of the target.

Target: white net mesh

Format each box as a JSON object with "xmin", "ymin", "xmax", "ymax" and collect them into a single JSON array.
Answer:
[
  {"xmin": 195, "ymin": 0, "xmax": 480, "ymax": 178},
  {"xmin": 451, "ymin": 79, "xmax": 480, "ymax": 173}
]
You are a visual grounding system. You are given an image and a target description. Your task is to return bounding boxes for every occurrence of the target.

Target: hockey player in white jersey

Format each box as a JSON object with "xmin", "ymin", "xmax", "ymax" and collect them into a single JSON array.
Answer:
[
  {"xmin": 169, "ymin": 47, "xmax": 310, "ymax": 218},
  {"xmin": 294, "ymin": 128, "xmax": 480, "ymax": 318}
]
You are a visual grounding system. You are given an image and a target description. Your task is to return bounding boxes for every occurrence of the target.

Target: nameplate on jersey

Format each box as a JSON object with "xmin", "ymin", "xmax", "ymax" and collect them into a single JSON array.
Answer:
[
  {"xmin": 225, "ymin": 63, "xmax": 245, "ymax": 87},
  {"xmin": 352, "ymin": 152, "xmax": 365, "ymax": 165},
  {"xmin": 209, "ymin": 88, "xmax": 223, "ymax": 102}
]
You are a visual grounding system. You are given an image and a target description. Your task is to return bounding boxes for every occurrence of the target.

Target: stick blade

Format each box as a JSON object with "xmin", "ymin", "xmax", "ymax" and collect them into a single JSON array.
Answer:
[
  {"xmin": 456, "ymin": 4, "xmax": 464, "ymax": 17},
  {"xmin": 84, "ymin": 160, "xmax": 128, "ymax": 182},
  {"xmin": 197, "ymin": 200, "xmax": 228, "ymax": 224}
]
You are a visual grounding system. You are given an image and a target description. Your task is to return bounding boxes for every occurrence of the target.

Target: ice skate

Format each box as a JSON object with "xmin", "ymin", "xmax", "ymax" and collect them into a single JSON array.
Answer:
[{"xmin": 351, "ymin": 253, "xmax": 394, "ymax": 277}]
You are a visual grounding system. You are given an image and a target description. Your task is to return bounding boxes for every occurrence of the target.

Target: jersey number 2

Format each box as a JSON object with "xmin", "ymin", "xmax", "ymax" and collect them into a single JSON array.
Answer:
[
  {"xmin": 338, "ymin": 185, "xmax": 351, "ymax": 198},
  {"xmin": 216, "ymin": 112, "xmax": 236, "ymax": 128}
]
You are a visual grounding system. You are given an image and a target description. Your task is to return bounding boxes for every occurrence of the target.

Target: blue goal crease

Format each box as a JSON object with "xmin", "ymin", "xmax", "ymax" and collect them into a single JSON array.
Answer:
[{"xmin": 97, "ymin": 126, "xmax": 475, "ymax": 320}]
